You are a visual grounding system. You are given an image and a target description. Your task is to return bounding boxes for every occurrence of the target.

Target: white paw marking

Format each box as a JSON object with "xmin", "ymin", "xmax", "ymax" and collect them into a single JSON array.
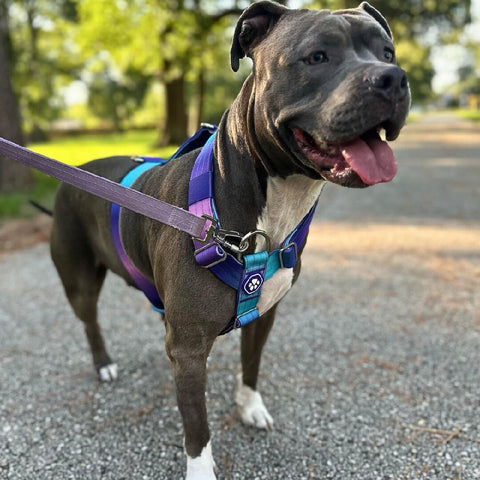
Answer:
[
  {"xmin": 98, "ymin": 363, "xmax": 118, "ymax": 382},
  {"xmin": 235, "ymin": 374, "xmax": 274, "ymax": 430},
  {"xmin": 186, "ymin": 441, "xmax": 216, "ymax": 480}
]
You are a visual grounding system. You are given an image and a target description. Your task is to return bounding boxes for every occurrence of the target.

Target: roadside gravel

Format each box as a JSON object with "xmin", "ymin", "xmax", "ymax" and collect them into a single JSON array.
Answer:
[{"xmin": 1, "ymin": 115, "xmax": 479, "ymax": 479}]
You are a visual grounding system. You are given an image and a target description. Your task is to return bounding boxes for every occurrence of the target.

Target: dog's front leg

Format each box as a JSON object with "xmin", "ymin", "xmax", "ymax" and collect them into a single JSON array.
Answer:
[
  {"xmin": 165, "ymin": 323, "xmax": 217, "ymax": 480},
  {"xmin": 235, "ymin": 307, "xmax": 276, "ymax": 430}
]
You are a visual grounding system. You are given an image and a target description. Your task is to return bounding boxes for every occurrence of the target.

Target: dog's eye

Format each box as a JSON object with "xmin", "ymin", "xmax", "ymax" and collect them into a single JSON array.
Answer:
[
  {"xmin": 383, "ymin": 48, "xmax": 395, "ymax": 62},
  {"xmin": 304, "ymin": 51, "xmax": 328, "ymax": 65}
]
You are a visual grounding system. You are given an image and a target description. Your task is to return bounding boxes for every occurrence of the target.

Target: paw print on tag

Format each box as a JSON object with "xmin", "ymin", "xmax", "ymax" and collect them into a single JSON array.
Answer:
[{"xmin": 243, "ymin": 273, "xmax": 264, "ymax": 295}]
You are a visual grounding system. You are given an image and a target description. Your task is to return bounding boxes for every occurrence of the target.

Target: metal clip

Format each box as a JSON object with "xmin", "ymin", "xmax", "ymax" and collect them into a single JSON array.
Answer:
[
  {"xmin": 193, "ymin": 215, "xmax": 218, "ymax": 244},
  {"xmin": 194, "ymin": 215, "xmax": 272, "ymax": 256},
  {"xmin": 194, "ymin": 215, "xmax": 243, "ymax": 253},
  {"xmin": 239, "ymin": 230, "xmax": 271, "ymax": 253},
  {"xmin": 213, "ymin": 228, "xmax": 244, "ymax": 254}
]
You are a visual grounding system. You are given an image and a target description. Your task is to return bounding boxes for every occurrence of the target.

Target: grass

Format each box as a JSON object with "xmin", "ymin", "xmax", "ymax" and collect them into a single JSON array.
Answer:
[
  {"xmin": 455, "ymin": 108, "xmax": 480, "ymax": 123},
  {"xmin": 30, "ymin": 129, "xmax": 176, "ymax": 166},
  {"xmin": 0, "ymin": 129, "xmax": 177, "ymax": 219}
]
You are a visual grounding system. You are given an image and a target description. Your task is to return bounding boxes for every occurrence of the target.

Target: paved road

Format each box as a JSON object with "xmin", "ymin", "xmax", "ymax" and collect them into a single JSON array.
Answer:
[{"xmin": 1, "ymin": 115, "xmax": 479, "ymax": 479}]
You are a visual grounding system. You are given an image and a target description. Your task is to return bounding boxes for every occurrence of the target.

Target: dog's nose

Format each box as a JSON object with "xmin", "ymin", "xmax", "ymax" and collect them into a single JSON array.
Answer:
[{"xmin": 371, "ymin": 67, "xmax": 409, "ymax": 101}]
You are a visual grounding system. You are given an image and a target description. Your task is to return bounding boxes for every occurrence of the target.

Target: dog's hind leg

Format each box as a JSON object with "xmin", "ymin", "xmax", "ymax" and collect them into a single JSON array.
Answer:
[
  {"xmin": 235, "ymin": 307, "xmax": 276, "ymax": 430},
  {"xmin": 50, "ymin": 221, "xmax": 116, "ymax": 382}
]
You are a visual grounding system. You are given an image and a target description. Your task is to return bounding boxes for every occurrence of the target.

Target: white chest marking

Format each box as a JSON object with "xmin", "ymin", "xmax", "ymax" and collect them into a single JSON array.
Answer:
[
  {"xmin": 256, "ymin": 175, "xmax": 325, "ymax": 315},
  {"xmin": 186, "ymin": 440, "xmax": 216, "ymax": 480}
]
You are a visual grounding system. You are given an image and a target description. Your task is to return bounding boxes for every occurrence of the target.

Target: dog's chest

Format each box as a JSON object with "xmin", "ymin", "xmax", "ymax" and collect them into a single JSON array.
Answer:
[{"xmin": 255, "ymin": 175, "xmax": 325, "ymax": 315}]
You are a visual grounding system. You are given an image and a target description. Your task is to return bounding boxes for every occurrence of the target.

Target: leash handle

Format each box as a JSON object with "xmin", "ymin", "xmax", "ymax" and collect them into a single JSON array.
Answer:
[{"xmin": 0, "ymin": 136, "xmax": 208, "ymax": 239}]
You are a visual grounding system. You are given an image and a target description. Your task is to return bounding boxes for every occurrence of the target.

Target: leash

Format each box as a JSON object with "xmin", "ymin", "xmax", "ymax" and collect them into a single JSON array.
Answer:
[{"xmin": 0, "ymin": 135, "xmax": 212, "ymax": 241}]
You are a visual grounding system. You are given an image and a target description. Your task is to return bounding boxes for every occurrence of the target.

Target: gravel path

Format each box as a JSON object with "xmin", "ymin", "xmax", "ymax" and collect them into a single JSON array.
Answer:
[{"xmin": 1, "ymin": 114, "xmax": 479, "ymax": 479}]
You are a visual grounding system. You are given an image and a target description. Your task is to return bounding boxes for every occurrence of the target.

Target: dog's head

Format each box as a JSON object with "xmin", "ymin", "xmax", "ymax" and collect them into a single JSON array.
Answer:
[{"xmin": 231, "ymin": 1, "xmax": 411, "ymax": 187}]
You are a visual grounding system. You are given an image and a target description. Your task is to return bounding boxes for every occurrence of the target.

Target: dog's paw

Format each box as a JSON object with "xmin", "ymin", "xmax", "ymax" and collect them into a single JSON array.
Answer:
[
  {"xmin": 235, "ymin": 374, "xmax": 274, "ymax": 430},
  {"xmin": 186, "ymin": 441, "xmax": 217, "ymax": 480},
  {"xmin": 98, "ymin": 363, "xmax": 118, "ymax": 382}
]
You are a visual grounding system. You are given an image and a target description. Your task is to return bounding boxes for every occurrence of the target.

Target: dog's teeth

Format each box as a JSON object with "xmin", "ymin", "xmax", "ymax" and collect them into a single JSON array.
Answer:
[{"xmin": 378, "ymin": 127, "xmax": 387, "ymax": 142}]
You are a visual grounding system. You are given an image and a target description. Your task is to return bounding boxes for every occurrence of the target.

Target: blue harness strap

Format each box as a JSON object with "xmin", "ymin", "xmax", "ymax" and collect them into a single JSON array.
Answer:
[{"xmin": 111, "ymin": 159, "xmax": 168, "ymax": 313}]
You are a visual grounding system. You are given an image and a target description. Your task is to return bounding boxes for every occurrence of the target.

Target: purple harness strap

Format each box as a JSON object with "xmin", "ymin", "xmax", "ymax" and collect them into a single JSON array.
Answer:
[
  {"xmin": 111, "ymin": 159, "xmax": 167, "ymax": 313},
  {"xmin": 188, "ymin": 134, "xmax": 223, "ymax": 267}
]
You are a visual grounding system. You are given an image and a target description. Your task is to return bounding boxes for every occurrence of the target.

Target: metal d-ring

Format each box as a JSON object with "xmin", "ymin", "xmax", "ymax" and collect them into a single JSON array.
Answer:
[{"xmin": 238, "ymin": 230, "xmax": 271, "ymax": 253}]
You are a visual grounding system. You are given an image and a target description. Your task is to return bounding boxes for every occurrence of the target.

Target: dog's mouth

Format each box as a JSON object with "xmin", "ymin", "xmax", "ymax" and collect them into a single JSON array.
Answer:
[{"xmin": 292, "ymin": 126, "xmax": 397, "ymax": 187}]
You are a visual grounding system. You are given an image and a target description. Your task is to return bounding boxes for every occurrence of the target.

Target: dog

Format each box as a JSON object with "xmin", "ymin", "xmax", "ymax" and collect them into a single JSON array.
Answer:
[{"xmin": 49, "ymin": 1, "xmax": 410, "ymax": 478}]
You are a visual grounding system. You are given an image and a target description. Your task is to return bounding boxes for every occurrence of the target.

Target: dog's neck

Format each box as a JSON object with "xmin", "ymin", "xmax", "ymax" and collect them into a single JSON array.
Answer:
[
  {"xmin": 214, "ymin": 79, "xmax": 325, "ymax": 249},
  {"xmin": 256, "ymin": 175, "xmax": 325, "ymax": 250}
]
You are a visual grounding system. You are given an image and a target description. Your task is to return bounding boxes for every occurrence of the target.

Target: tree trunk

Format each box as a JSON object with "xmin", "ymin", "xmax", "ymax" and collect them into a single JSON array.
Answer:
[
  {"xmin": 0, "ymin": 3, "xmax": 33, "ymax": 193},
  {"xmin": 190, "ymin": 67, "xmax": 205, "ymax": 133},
  {"xmin": 159, "ymin": 65, "xmax": 188, "ymax": 146}
]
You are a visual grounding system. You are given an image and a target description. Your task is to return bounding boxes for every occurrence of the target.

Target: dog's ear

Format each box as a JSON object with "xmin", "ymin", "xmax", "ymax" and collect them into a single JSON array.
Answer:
[
  {"xmin": 359, "ymin": 2, "xmax": 392, "ymax": 39},
  {"xmin": 230, "ymin": 1, "xmax": 288, "ymax": 72}
]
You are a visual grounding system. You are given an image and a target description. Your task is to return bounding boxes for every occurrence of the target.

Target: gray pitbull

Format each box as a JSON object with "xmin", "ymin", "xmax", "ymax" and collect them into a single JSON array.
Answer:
[{"xmin": 50, "ymin": 1, "xmax": 410, "ymax": 478}]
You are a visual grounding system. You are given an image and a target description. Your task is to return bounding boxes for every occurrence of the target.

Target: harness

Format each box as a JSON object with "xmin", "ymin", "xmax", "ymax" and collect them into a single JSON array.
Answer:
[{"xmin": 111, "ymin": 125, "xmax": 318, "ymax": 335}]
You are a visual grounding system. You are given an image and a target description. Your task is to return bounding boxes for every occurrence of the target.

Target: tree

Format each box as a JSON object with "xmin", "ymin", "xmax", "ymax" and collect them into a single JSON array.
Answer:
[
  {"xmin": 0, "ymin": 0, "xmax": 33, "ymax": 192},
  {"xmin": 78, "ymin": 0, "xmax": 250, "ymax": 145},
  {"xmin": 9, "ymin": 0, "xmax": 82, "ymax": 140},
  {"xmin": 87, "ymin": 64, "xmax": 152, "ymax": 131}
]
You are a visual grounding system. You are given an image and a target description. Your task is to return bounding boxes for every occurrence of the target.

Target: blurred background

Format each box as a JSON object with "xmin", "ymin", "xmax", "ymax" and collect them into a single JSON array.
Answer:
[{"xmin": 0, "ymin": 0, "xmax": 478, "ymax": 211}]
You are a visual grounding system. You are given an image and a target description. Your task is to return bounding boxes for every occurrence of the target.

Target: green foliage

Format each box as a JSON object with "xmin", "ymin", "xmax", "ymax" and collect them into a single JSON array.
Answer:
[
  {"xmin": 395, "ymin": 40, "xmax": 435, "ymax": 104},
  {"xmin": 8, "ymin": 1, "xmax": 82, "ymax": 137},
  {"xmin": 87, "ymin": 66, "xmax": 152, "ymax": 131},
  {"xmin": 456, "ymin": 108, "xmax": 480, "ymax": 122},
  {"xmin": 3, "ymin": 0, "xmax": 477, "ymax": 142}
]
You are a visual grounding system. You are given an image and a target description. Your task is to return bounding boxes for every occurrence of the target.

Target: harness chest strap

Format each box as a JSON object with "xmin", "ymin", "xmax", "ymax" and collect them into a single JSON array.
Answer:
[
  {"xmin": 111, "ymin": 159, "xmax": 168, "ymax": 313},
  {"xmin": 187, "ymin": 130, "xmax": 318, "ymax": 335}
]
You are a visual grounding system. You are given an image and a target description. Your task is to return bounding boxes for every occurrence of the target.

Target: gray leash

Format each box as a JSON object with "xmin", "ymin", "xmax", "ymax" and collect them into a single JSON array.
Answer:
[{"xmin": 0, "ymin": 136, "xmax": 209, "ymax": 240}]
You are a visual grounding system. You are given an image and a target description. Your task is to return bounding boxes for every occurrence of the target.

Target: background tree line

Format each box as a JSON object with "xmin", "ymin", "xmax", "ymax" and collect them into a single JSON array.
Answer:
[{"xmin": 0, "ymin": 0, "xmax": 477, "ymax": 192}]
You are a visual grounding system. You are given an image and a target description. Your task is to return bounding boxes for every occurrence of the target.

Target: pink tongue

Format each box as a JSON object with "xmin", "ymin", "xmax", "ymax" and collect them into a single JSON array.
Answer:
[{"xmin": 341, "ymin": 137, "xmax": 397, "ymax": 185}]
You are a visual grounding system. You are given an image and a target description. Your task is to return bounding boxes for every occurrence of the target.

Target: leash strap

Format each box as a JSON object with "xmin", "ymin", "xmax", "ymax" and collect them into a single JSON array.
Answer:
[{"xmin": 0, "ymin": 136, "xmax": 208, "ymax": 239}]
